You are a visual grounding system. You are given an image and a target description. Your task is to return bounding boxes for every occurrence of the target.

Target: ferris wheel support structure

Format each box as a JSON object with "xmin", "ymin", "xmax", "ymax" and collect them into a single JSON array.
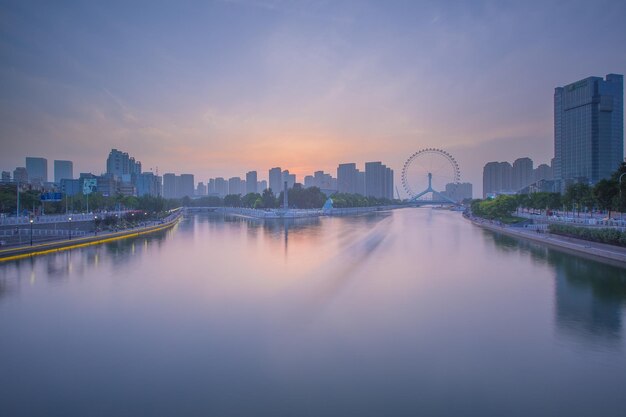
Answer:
[{"xmin": 401, "ymin": 148, "xmax": 461, "ymax": 205}]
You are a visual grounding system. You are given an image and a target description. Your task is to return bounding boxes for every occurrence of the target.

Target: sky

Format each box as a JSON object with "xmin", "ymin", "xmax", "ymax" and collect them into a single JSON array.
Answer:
[{"xmin": 0, "ymin": 0, "xmax": 625, "ymax": 197}]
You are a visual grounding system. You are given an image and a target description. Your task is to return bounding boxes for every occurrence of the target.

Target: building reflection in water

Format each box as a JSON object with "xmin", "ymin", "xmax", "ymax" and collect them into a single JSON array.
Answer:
[
  {"xmin": 489, "ymin": 233, "xmax": 626, "ymax": 346},
  {"xmin": 0, "ymin": 227, "xmax": 174, "ymax": 300}
]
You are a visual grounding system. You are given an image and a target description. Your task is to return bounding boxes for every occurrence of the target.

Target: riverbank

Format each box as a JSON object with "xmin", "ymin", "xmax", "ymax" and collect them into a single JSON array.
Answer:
[
  {"xmin": 192, "ymin": 205, "xmax": 406, "ymax": 219},
  {"xmin": 466, "ymin": 215, "xmax": 626, "ymax": 266},
  {"xmin": 0, "ymin": 211, "xmax": 182, "ymax": 262}
]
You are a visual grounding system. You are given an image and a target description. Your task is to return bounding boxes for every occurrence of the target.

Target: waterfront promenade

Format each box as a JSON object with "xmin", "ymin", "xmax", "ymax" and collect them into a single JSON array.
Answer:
[
  {"xmin": 467, "ymin": 215, "xmax": 626, "ymax": 265},
  {"xmin": 0, "ymin": 210, "xmax": 182, "ymax": 262}
]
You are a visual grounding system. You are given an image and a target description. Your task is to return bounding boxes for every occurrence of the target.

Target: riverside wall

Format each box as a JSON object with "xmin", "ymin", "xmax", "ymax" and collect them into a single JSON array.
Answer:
[
  {"xmin": 0, "ymin": 211, "xmax": 182, "ymax": 262},
  {"xmin": 467, "ymin": 215, "xmax": 626, "ymax": 265}
]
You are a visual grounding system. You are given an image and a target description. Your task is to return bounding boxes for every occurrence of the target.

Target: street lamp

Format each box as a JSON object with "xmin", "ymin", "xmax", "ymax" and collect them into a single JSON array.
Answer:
[
  {"xmin": 16, "ymin": 180, "xmax": 20, "ymax": 217},
  {"xmin": 68, "ymin": 217, "xmax": 72, "ymax": 240},
  {"xmin": 619, "ymin": 172, "xmax": 626, "ymax": 223},
  {"xmin": 29, "ymin": 218, "xmax": 33, "ymax": 246},
  {"xmin": 94, "ymin": 215, "xmax": 98, "ymax": 235}
]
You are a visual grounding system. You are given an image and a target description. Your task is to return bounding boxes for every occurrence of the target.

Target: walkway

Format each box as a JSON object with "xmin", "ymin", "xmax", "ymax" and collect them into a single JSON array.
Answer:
[
  {"xmin": 469, "ymin": 217, "xmax": 626, "ymax": 265},
  {"xmin": 0, "ymin": 211, "xmax": 182, "ymax": 262}
]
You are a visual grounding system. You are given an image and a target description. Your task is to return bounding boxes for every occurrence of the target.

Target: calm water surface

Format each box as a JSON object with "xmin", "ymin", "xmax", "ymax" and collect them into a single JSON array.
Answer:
[{"xmin": 1, "ymin": 208, "xmax": 626, "ymax": 417}]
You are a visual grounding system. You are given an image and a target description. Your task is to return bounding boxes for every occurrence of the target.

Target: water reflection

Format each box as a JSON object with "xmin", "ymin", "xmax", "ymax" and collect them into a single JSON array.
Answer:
[
  {"xmin": 489, "ymin": 233, "xmax": 626, "ymax": 345},
  {"xmin": 0, "ymin": 227, "xmax": 174, "ymax": 299},
  {"xmin": 1, "ymin": 210, "xmax": 625, "ymax": 417}
]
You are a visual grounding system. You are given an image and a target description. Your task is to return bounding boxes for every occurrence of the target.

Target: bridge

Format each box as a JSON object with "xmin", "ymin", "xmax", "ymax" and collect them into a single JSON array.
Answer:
[{"xmin": 407, "ymin": 173, "xmax": 461, "ymax": 206}]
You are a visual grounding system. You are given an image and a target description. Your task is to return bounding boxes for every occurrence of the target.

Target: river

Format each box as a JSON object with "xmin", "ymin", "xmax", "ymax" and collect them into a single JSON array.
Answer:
[{"xmin": 1, "ymin": 208, "xmax": 625, "ymax": 417}]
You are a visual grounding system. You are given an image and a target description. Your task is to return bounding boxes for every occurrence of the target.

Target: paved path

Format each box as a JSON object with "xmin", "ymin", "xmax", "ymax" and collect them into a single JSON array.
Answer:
[
  {"xmin": 468, "ymin": 217, "xmax": 626, "ymax": 265},
  {"xmin": 0, "ymin": 211, "xmax": 182, "ymax": 262}
]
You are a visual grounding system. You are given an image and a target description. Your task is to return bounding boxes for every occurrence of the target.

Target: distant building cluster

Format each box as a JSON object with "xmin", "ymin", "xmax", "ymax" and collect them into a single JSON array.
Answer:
[
  {"xmin": 481, "ymin": 73, "xmax": 622, "ymax": 198},
  {"xmin": 440, "ymin": 182, "xmax": 473, "ymax": 203},
  {"xmin": 2, "ymin": 157, "xmax": 76, "ymax": 195},
  {"xmin": 66, "ymin": 149, "xmax": 170, "ymax": 198},
  {"xmin": 482, "ymin": 158, "xmax": 554, "ymax": 198},
  {"xmin": 162, "ymin": 173, "xmax": 194, "ymax": 199},
  {"xmin": 202, "ymin": 161, "xmax": 394, "ymax": 200},
  {"xmin": 2, "ymin": 149, "xmax": 175, "ymax": 199},
  {"xmin": 4, "ymin": 73, "xmax": 619, "ymax": 203},
  {"xmin": 334, "ymin": 162, "xmax": 394, "ymax": 199}
]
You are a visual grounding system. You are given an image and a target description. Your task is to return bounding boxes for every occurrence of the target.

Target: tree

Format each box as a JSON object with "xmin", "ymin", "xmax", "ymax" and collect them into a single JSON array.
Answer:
[
  {"xmin": 472, "ymin": 195, "xmax": 517, "ymax": 220},
  {"xmin": 594, "ymin": 178, "xmax": 618, "ymax": 218},
  {"xmin": 242, "ymin": 193, "xmax": 261, "ymax": 208},
  {"xmin": 284, "ymin": 185, "xmax": 327, "ymax": 209},
  {"xmin": 223, "ymin": 194, "xmax": 242, "ymax": 207},
  {"xmin": 261, "ymin": 189, "xmax": 276, "ymax": 209},
  {"xmin": 564, "ymin": 183, "xmax": 593, "ymax": 217}
]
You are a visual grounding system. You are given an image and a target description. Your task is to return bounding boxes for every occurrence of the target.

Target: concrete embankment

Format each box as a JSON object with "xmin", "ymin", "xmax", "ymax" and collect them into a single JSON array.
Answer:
[
  {"xmin": 0, "ymin": 214, "xmax": 182, "ymax": 262},
  {"xmin": 191, "ymin": 205, "xmax": 405, "ymax": 219},
  {"xmin": 467, "ymin": 216, "xmax": 626, "ymax": 266}
]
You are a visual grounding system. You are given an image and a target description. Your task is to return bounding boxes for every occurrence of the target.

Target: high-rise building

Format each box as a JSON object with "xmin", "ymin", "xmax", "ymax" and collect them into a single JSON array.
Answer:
[
  {"xmin": 207, "ymin": 179, "xmax": 216, "ymax": 196},
  {"xmin": 356, "ymin": 171, "xmax": 366, "ymax": 196},
  {"xmin": 384, "ymin": 167, "xmax": 394, "ymax": 200},
  {"xmin": 554, "ymin": 74, "xmax": 623, "ymax": 185},
  {"xmin": 196, "ymin": 182, "xmax": 207, "ymax": 196},
  {"xmin": 483, "ymin": 162, "xmax": 498, "ymax": 198},
  {"xmin": 1, "ymin": 171, "xmax": 10, "ymax": 182},
  {"xmin": 258, "ymin": 180, "xmax": 267, "ymax": 193},
  {"xmin": 179, "ymin": 174, "xmax": 195, "ymax": 198},
  {"xmin": 13, "ymin": 167, "xmax": 28, "ymax": 184},
  {"xmin": 282, "ymin": 170, "xmax": 295, "ymax": 189},
  {"xmin": 215, "ymin": 177, "xmax": 228, "ymax": 197},
  {"xmin": 246, "ymin": 171, "xmax": 257, "ymax": 194},
  {"xmin": 534, "ymin": 164, "xmax": 553, "ymax": 182},
  {"xmin": 228, "ymin": 177, "xmax": 242, "ymax": 195},
  {"xmin": 269, "ymin": 167, "xmax": 282, "ymax": 194},
  {"xmin": 365, "ymin": 162, "xmax": 388, "ymax": 198},
  {"xmin": 54, "ymin": 160, "xmax": 73, "ymax": 184},
  {"xmin": 136, "ymin": 172, "xmax": 162, "ymax": 197},
  {"xmin": 511, "ymin": 157, "xmax": 533, "ymax": 191},
  {"xmin": 92, "ymin": 173, "xmax": 114, "ymax": 197},
  {"xmin": 304, "ymin": 175, "xmax": 314, "ymax": 188},
  {"xmin": 25, "ymin": 157, "xmax": 47, "ymax": 183},
  {"xmin": 310, "ymin": 171, "xmax": 335, "ymax": 190},
  {"xmin": 106, "ymin": 149, "xmax": 141, "ymax": 177},
  {"xmin": 337, "ymin": 163, "xmax": 358, "ymax": 194},
  {"xmin": 163, "ymin": 173, "xmax": 177, "ymax": 199},
  {"xmin": 444, "ymin": 182, "xmax": 473, "ymax": 202},
  {"xmin": 483, "ymin": 161, "xmax": 512, "ymax": 198}
]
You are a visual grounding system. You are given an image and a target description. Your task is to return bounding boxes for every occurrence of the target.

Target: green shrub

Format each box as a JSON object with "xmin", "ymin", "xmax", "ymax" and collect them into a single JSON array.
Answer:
[{"xmin": 548, "ymin": 224, "xmax": 625, "ymax": 246}]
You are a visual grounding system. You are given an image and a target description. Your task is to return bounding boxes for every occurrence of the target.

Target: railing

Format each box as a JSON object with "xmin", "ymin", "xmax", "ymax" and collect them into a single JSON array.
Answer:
[
  {"xmin": 0, "ymin": 229, "xmax": 88, "ymax": 237},
  {"xmin": 0, "ymin": 210, "xmax": 135, "ymax": 226},
  {"xmin": 516, "ymin": 211, "xmax": 626, "ymax": 229}
]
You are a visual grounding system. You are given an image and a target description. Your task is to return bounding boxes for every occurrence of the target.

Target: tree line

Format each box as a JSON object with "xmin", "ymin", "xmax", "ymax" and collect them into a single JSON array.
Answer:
[
  {"xmin": 0, "ymin": 183, "xmax": 400, "ymax": 215},
  {"xmin": 471, "ymin": 162, "xmax": 626, "ymax": 221}
]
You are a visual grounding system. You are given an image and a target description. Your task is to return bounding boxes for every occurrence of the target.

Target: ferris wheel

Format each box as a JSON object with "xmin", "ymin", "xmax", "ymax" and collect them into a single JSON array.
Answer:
[{"xmin": 401, "ymin": 148, "xmax": 460, "ymax": 201}]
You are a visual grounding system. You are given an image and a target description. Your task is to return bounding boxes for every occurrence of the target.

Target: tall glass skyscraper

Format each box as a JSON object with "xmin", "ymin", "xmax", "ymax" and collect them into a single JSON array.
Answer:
[{"xmin": 554, "ymin": 74, "xmax": 623, "ymax": 185}]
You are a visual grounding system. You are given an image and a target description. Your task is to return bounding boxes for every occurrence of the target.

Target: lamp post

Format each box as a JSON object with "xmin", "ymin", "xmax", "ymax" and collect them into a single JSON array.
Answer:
[
  {"xmin": 94, "ymin": 215, "xmax": 98, "ymax": 235},
  {"xmin": 29, "ymin": 218, "xmax": 33, "ymax": 246},
  {"xmin": 15, "ymin": 180, "xmax": 19, "ymax": 217},
  {"xmin": 68, "ymin": 217, "xmax": 72, "ymax": 240},
  {"xmin": 619, "ymin": 172, "xmax": 626, "ymax": 223}
]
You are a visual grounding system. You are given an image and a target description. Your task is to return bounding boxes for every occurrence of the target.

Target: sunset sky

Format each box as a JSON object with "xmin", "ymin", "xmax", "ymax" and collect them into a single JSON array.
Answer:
[{"xmin": 1, "ymin": 0, "xmax": 625, "ymax": 196}]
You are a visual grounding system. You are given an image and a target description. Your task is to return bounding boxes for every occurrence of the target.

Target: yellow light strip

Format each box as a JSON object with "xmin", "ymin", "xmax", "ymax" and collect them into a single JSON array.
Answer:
[{"xmin": 0, "ymin": 217, "xmax": 181, "ymax": 263}]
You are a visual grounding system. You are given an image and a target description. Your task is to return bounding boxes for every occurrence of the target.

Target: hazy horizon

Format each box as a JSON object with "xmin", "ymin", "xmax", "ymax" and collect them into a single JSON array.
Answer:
[{"xmin": 1, "ymin": 0, "xmax": 625, "ymax": 196}]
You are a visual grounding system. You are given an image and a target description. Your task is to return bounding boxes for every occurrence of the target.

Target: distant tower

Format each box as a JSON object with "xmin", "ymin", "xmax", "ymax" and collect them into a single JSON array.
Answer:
[
  {"xmin": 554, "ymin": 74, "xmax": 623, "ymax": 186},
  {"xmin": 283, "ymin": 181, "xmax": 288, "ymax": 209}
]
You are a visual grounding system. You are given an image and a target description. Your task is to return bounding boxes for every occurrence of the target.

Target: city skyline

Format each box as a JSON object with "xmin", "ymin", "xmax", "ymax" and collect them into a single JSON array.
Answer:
[{"xmin": 1, "ymin": 1, "xmax": 625, "ymax": 196}]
